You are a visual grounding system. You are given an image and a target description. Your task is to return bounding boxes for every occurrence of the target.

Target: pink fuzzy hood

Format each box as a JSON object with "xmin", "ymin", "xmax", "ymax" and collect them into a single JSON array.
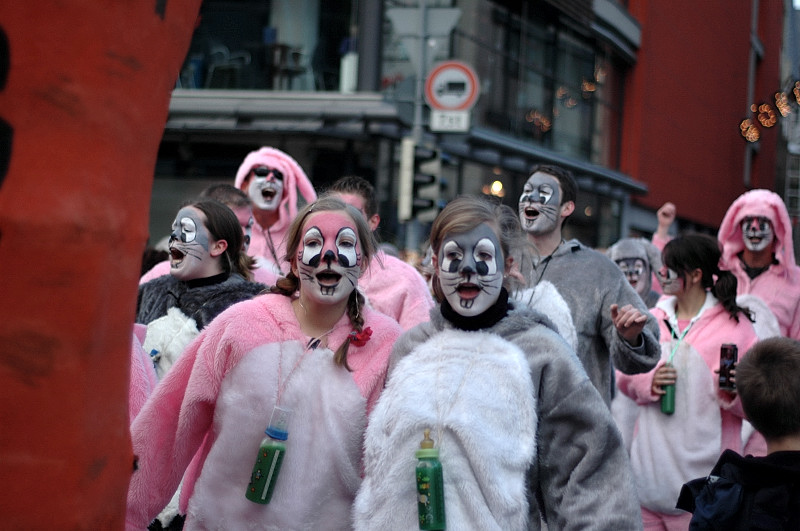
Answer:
[
  {"xmin": 718, "ymin": 189, "xmax": 796, "ymax": 270},
  {"xmin": 233, "ymin": 147, "xmax": 317, "ymax": 237}
]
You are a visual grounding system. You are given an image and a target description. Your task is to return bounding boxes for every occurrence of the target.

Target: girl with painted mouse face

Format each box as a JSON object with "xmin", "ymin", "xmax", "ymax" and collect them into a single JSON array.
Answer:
[
  {"xmin": 127, "ymin": 196, "xmax": 403, "ymax": 530},
  {"xmin": 354, "ymin": 196, "xmax": 641, "ymax": 530}
]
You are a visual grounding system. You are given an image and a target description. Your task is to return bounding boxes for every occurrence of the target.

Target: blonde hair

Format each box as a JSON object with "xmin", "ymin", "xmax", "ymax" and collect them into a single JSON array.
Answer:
[{"xmin": 271, "ymin": 196, "xmax": 378, "ymax": 369}]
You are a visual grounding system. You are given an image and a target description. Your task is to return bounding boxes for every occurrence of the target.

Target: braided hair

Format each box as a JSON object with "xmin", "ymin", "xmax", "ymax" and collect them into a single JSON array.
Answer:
[{"xmin": 271, "ymin": 196, "xmax": 378, "ymax": 369}]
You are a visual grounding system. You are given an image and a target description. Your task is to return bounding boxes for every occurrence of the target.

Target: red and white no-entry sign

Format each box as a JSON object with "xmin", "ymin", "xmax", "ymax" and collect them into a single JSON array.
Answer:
[{"xmin": 424, "ymin": 60, "xmax": 480, "ymax": 111}]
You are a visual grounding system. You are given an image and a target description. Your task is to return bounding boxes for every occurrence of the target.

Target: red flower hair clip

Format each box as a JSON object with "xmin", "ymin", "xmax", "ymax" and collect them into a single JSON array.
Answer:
[{"xmin": 349, "ymin": 327, "xmax": 372, "ymax": 347}]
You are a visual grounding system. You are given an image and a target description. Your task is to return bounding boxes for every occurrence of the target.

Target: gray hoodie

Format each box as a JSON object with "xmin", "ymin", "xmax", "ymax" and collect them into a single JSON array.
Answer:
[{"xmin": 530, "ymin": 239, "xmax": 661, "ymax": 404}]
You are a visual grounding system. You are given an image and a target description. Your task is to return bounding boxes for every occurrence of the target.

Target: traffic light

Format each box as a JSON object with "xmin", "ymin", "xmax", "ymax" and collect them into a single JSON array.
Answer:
[
  {"xmin": 398, "ymin": 137, "xmax": 443, "ymax": 222},
  {"xmin": 411, "ymin": 145, "xmax": 442, "ymax": 222}
]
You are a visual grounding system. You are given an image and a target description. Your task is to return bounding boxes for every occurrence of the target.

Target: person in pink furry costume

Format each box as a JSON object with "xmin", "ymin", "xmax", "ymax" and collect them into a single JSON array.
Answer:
[
  {"xmin": 617, "ymin": 233, "xmax": 761, "ymax": 529},
  {"xmin": 233, "ymin": 146, "xmax": 318, "ymax": 272},
  {"xmin": 718, "ymin": 189, "xmax": 800, "ymax": 340},
  {"xmin": 327, "ymin": 175, "xmax": 435, "ymax": 331},
  {"xmin": 126, "ymin": 196, "xmax": 402, "ymax": 530}
]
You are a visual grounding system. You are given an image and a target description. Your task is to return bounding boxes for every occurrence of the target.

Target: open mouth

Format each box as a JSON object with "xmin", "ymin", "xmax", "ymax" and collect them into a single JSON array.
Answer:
[
  {"xmin": 261, "ymin": 188, "xmax": 277, "ymax": 202},
  {"xmin": 169, "ymin": 247, "xmax": 186, "ymax": 267},
  {"xmin": 316, "ymin": 270, "xmax": 342, "ymax": 295},
  {"xmin": 456, "ymin": 283, "xmax": 480, "ymax": 300},
  {"xmin": 523, "ymin": 205, "xmax": 540, "ymax": 220}
]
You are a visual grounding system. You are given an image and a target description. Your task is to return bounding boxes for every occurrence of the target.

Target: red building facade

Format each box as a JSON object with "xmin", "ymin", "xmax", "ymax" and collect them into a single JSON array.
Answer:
[{"xmin": 622, "ymin": 0, "xmax": 784, "ymax": 231}]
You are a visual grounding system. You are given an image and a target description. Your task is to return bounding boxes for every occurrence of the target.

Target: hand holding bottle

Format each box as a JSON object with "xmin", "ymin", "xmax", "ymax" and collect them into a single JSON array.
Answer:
[
  {"xmin": 653, "ymin": 363, "xmax": 677, "ymax": 415},
  {"xmin": 651, "ymin": 364, "xmax": 677, "ymax": 395}
]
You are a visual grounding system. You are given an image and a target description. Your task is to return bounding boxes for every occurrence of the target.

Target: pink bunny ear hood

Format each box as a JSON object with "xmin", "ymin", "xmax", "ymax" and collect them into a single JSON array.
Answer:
[
  {"xmin": 718, "ymin": 189, "xmax": 796, "ymax": 268},
  {"xmin": 233, "ymin": 146, "xmax": 318, "ymax": 234}
]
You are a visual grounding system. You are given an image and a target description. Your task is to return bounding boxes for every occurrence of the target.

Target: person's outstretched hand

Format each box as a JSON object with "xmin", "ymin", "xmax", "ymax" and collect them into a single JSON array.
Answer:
[{"xmin": 611, "ymin": 303, "xmax": 648, "ymax": 345}]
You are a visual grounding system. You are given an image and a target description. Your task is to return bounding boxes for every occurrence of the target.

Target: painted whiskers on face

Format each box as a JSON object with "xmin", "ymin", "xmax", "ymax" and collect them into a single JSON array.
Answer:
[
  {"xmin": 438, "ymin": 224, "xmax": 504, "ymax": 317},
  {"xmin": 741, "ymin": 216, "xmax": 774, "ymax": 252},
  {"xmin": 168, "ymin": 207, "xmax": 214, "ymax": 280},
  {"xmin": 518, "ymin": 172, "xmax": 562, "ymax": 235},
  {"xmin": 295, "ymin": 212, "xmax": 362, "ymax": 305}
]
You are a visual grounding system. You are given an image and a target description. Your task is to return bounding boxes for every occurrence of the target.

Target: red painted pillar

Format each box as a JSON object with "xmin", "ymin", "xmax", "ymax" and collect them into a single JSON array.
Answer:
[{"xmin": 0, "ymin": 1, "xmax": 201, "ymax": 527}]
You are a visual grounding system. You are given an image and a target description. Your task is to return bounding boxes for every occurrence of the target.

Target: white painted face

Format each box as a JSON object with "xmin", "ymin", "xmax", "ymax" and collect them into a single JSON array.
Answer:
[
  {"xmin": 247, "ymin": 166, "xmax": 284, "ymax": 211},
  {"xmin": 656, "ymin": 265, "xmax": 684, "ymax": 296},
  {"xmin": 295, "ymin": 211, "xmax": 362, "ymax": 306},
  {"xmin": 518, "ymin": 172, "xmax": 561, "ymax": 235},
  {"xmin": 437, "ymin": 223, "xmax": 504, "ymax": 317},
  {"xmin": 616, "ymin": 257, "xmax": 648, "ymax": 297},
  {"xmin": 168, "ymin": 206, "xmax": 217, "ymax": 281},
  {"xmin": 741, "ymin": 216, "xmax": 774, "ymax": 252}
]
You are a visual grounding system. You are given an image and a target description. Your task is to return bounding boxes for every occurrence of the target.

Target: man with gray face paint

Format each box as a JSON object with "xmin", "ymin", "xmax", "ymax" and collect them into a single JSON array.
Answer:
[
  {"xmin": 518, "ymin": 164, "xmax": 661, "ymax": 406},
  {"xmin": 718, "ymin": 189, "xmax": 800, "ymax": 340}
]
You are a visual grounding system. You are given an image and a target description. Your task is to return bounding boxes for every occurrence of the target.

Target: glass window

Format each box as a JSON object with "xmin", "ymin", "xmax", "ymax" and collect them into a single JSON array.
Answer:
[{"xmin": 178, "ymin": 0, "xmax": 357, "ymax": 92}]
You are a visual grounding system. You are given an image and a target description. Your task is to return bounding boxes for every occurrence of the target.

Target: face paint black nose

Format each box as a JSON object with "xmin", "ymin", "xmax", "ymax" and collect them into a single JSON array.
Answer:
[
  {"xmin": 461, "ymin": 264, "xmax": 475, "ymax": 275},
  {"xmin": 323, "ymin": 249, "xmax": 336, "ymax": 266}
]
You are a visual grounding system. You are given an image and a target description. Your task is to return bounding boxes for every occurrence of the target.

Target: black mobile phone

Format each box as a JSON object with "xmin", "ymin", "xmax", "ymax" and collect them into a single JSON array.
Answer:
[{"xmin": 719, "ymin": 343, "xmax": 738, "ymax": 391}]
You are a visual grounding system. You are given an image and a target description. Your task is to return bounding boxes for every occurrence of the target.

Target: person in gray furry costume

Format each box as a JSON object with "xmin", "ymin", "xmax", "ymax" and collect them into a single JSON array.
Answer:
[
  {"xmin": 354, "ymin": 197, "xmax": 642, "ymax": 530},
  {"xmin": 519, "ymin": 164, "xmax": 660, "ymax": 405}
]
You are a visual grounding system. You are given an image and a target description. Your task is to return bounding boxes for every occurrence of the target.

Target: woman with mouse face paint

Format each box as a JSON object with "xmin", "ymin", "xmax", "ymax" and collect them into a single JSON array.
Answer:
[
  {"xmin": 354, "ymin": 196, "xmax": 641, "ymax": 530},
  {"xmin": 136, "ymin": 199, "xmax": 268, "ymax": 379},
  {"xmin": 127, "ymin": 196, "xmax": 402, "ymax": 530}
]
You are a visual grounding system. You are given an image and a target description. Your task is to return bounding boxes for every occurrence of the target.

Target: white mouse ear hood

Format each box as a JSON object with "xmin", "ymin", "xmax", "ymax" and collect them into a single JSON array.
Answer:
[{"xmin": 718, "ymin": 189, "xmax": 795, "ymax": 268}]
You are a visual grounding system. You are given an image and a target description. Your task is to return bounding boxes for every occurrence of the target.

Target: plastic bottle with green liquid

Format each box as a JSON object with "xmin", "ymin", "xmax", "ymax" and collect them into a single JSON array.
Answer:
[
  {"xmin": 246, "ymin": 406, "xmax": 290, "ymax": 504},
  {"xmin": 415, "ymin": 428, "xmax": 445, "ymax": 530}
]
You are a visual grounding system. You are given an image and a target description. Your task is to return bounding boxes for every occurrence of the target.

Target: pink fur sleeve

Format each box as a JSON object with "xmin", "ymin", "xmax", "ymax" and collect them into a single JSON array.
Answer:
[
  {"xmin": 126, "ymin": 298, "xmax": 277, "ymax": 529},
  {"xmin": 128, "ymin": 331, "xmax": 157, "ymax": 424},
  {"xmin": 615, "ymin": 364, "xmax": 662, "ymax": 405}
]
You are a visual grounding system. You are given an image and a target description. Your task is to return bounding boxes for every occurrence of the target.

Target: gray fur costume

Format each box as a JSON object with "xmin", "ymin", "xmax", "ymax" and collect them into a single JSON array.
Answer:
[
  {"xmin": 354, "ymin": 301, "xmax": 642, "ymax": 530},
  {"xmin": 531, "ymin": 239, "xmax": 660, "ymax": 404}
]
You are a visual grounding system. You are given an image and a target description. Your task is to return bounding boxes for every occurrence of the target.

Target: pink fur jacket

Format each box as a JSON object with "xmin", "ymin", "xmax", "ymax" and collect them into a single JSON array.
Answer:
[
  {"xmin": 616, "ymin": 292, "xmax": 759, "ymax": 515},
  {"xmin": 126, "ymin": 293, "xmax": 401, "ymax": 530},
  {"xmin": 359, "ymin": 251, "xmax": 434, "ymax": 331},
  {"xmin": 718, "ymin": 188, "xmax": 800, "ymax": 340}
]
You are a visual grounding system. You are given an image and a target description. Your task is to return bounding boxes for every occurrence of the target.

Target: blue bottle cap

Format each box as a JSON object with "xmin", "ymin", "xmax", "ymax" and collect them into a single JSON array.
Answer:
[{"xmin": 265, "ymin": 426, "xmax": 288, "ymax": 440}]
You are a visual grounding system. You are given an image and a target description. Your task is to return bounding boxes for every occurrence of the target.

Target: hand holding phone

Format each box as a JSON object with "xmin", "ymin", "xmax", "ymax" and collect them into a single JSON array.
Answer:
[{"xmin": 719, "ymin": 343, "xmax": 738, "ymax": 391}]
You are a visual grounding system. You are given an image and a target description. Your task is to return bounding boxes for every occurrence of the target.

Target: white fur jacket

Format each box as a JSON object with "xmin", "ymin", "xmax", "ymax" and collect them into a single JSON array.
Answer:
[
  {"xmin": 354, "ymin": 302, "xmax": 642, "ymax": 530},
  {"xmin": 126, "ymin": 293, "xmax": 402, "ymax": 530}
]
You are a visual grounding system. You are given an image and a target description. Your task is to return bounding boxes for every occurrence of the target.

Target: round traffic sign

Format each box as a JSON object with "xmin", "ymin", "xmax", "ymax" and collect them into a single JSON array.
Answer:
[{"xmin": 424, "ymin": 60, "xmax": 479, "ymax": 111}]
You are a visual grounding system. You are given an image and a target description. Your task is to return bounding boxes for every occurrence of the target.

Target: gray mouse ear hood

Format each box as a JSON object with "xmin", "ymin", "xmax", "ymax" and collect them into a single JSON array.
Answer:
[{"xmin": 607, "ymin": 237, "xmax": 662, "ymax": 294}]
